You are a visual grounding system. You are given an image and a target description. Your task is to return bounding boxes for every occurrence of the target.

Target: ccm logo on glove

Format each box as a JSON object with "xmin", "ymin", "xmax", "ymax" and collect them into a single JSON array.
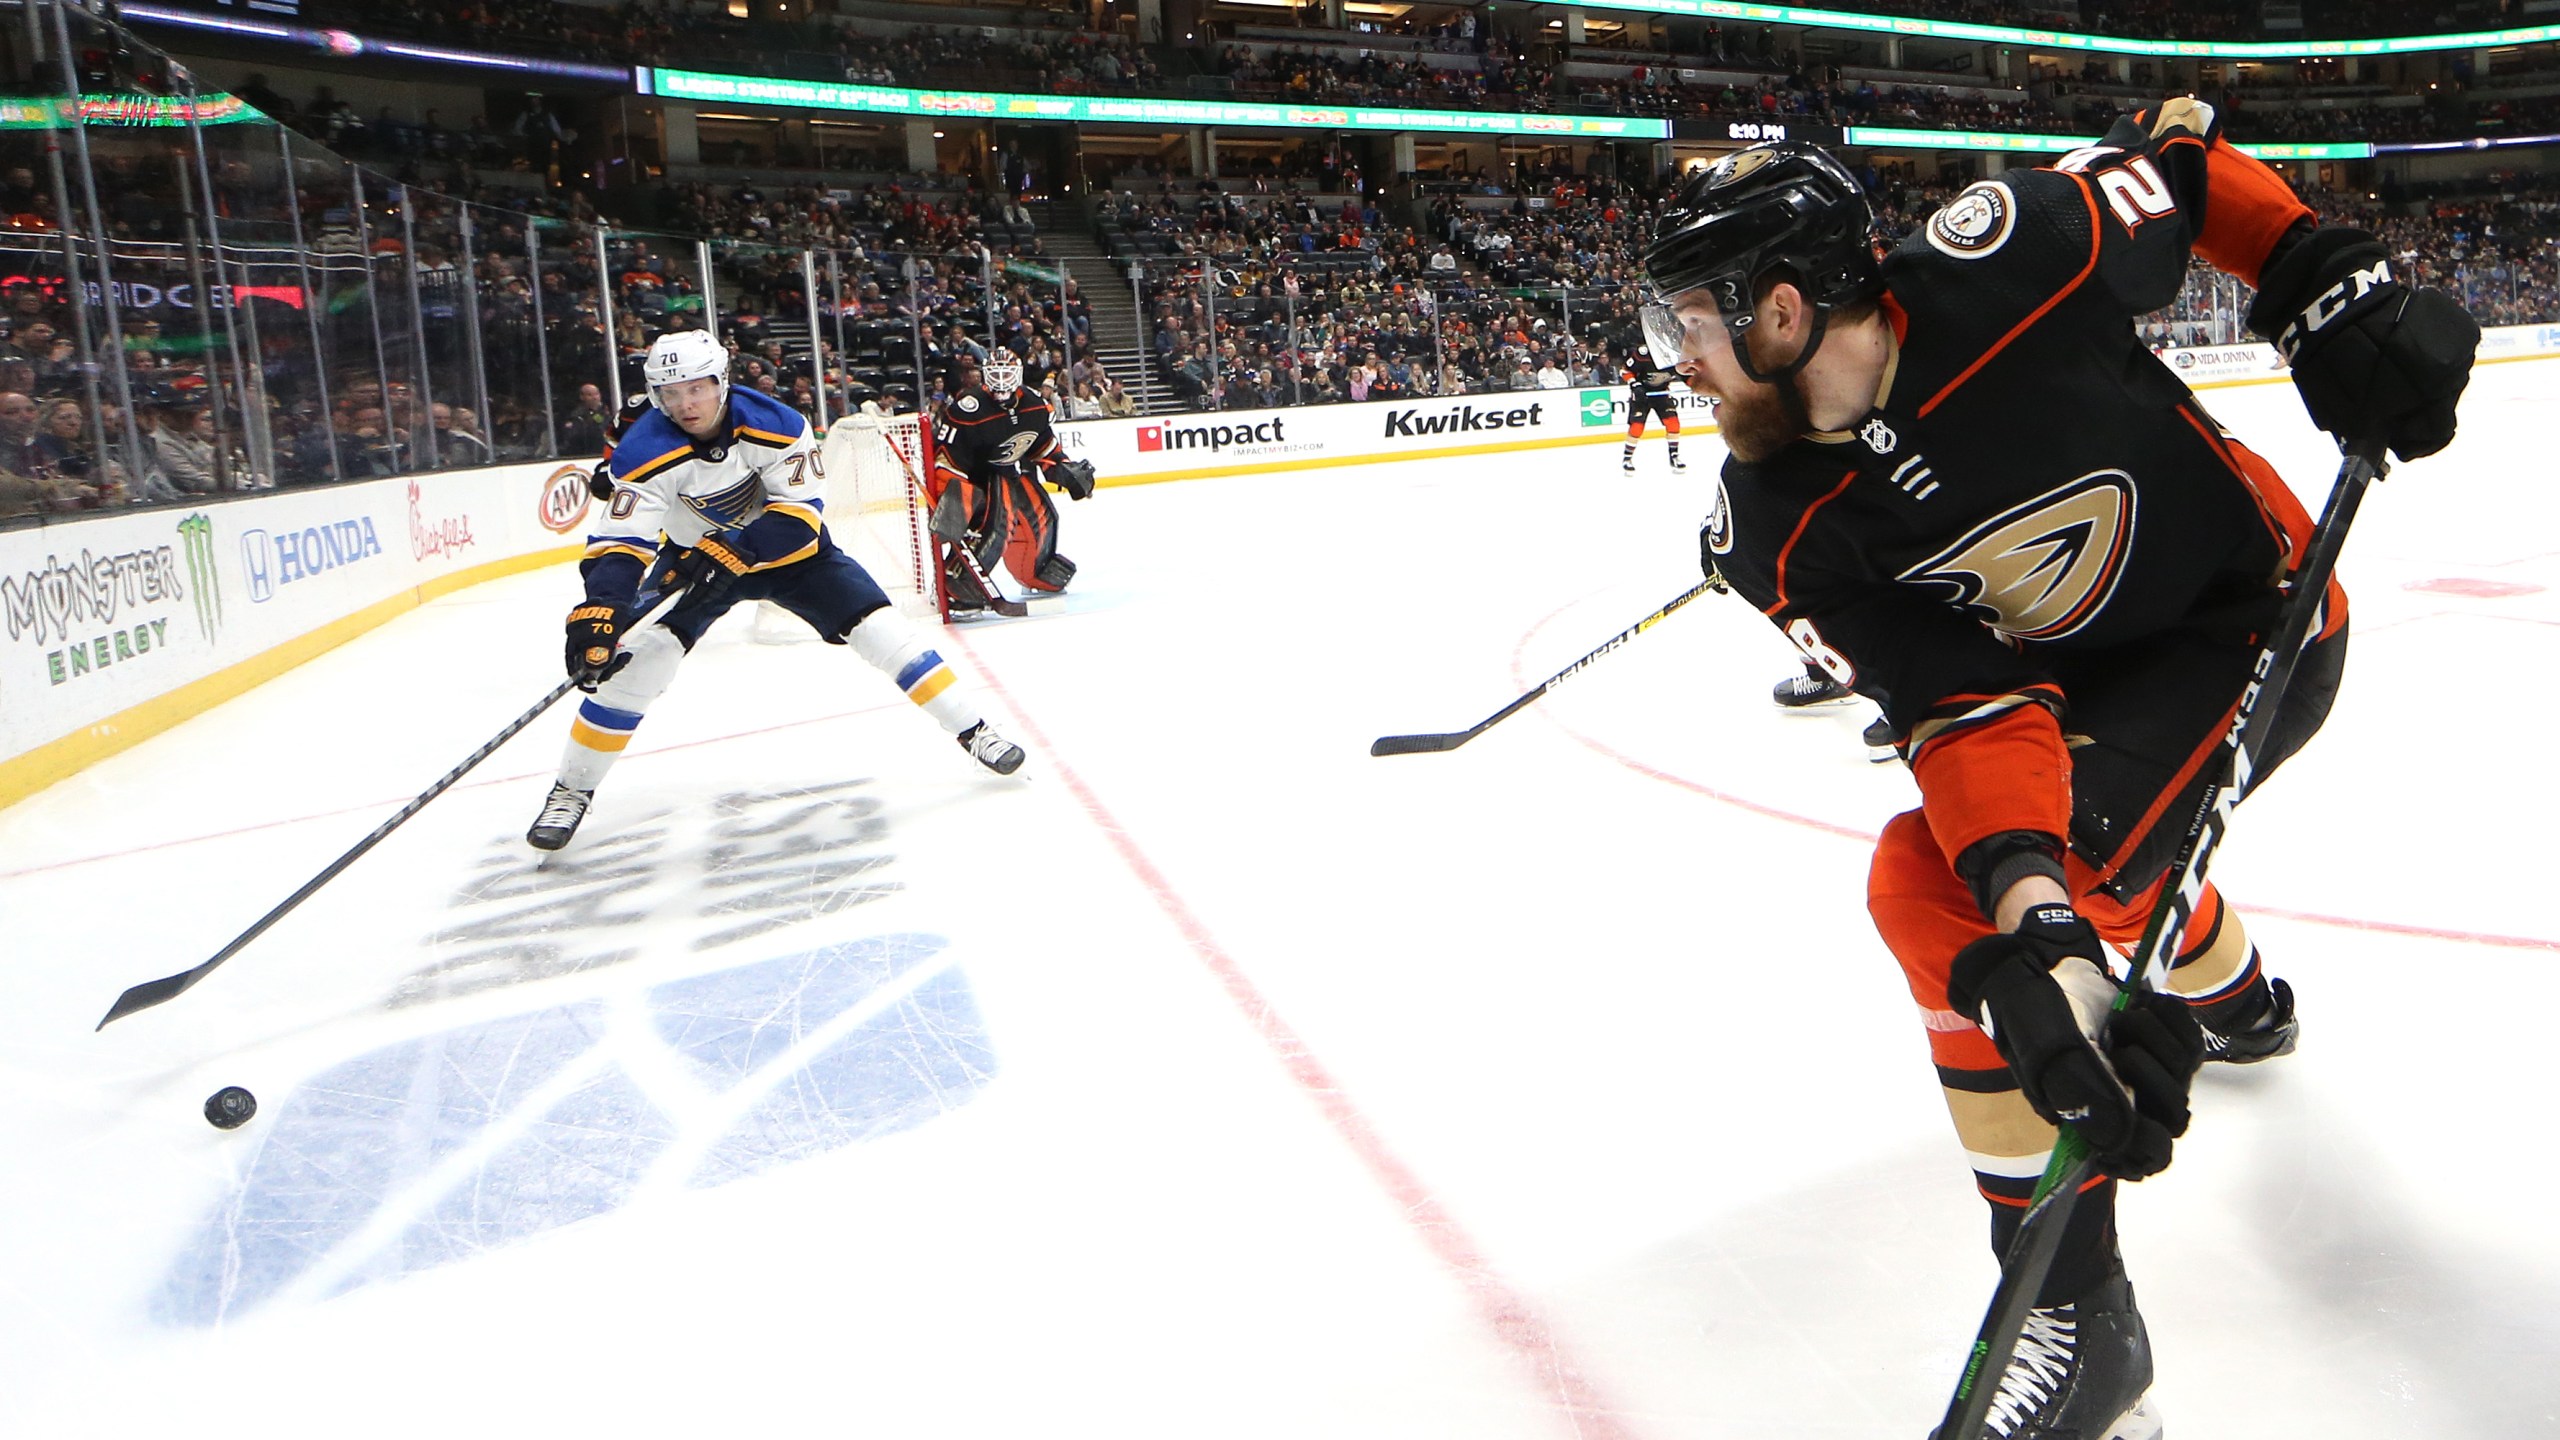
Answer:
[{"xmin": 2273, "ymin": 259, "xmax": 2391, "ymax": 361}]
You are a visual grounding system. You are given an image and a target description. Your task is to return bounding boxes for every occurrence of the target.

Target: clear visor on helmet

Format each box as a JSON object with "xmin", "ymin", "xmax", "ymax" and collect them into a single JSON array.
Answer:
[{"xmin": 1639, "ymin": 294, "xmax": 1734, "ymax": 370}]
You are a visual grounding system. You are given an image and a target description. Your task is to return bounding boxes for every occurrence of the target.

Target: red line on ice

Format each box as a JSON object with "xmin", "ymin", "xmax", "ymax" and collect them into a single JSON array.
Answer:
[{"xmin": 949, "ymin": 629, "xmax": 1646, "ymax": 1440}]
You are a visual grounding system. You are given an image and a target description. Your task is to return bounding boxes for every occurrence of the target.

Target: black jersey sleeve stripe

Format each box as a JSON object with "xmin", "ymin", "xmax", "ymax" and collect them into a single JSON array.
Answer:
[
  {"xmin": 1759, "ymin": 469, "xmax": 1863, "ymax": 618},
  {"xmin": 1917, "ymin": 173, "xmax": 2103, "ymax": 420}
]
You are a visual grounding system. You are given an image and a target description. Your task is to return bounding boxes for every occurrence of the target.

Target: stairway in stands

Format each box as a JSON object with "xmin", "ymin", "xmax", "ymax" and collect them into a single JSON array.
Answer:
[{"xmin": 1038, "ymin": 220, "xmax": 1177, "ymax": 415}]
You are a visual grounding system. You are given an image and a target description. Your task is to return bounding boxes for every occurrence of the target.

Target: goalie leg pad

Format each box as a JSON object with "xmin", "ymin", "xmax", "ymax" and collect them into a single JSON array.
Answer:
[
  {"xmin": 942, "ymin": 548, "xmax": 992, "ymax": 609},
  {"xmin": 999, "ymin": 474, "xmax": 1067, "ymax": 592},
  {"xmin": 561, "ymin": 624, "xmax": 688, "ymax": 790},
  {"xmin": 849, "ymin": 607, "xmax": 984, "ymax": 734}
]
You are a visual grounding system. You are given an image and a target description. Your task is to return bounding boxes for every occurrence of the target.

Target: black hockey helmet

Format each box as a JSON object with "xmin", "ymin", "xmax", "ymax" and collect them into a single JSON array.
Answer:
[{"xmin": 1640, "ymin": 142, "xmax": 1881, "ymax": 384}]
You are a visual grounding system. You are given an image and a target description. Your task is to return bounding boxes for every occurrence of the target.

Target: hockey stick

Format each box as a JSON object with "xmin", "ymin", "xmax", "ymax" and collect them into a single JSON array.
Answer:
[
  {"xmin": 1935, "ymin": 437, "xmax": 2386, "ymax": 1438},
  {"xmin": 96, "ymin": 585, "xmax": 685, "ymax": 1029},
  {"xmin": 877, "ymin": 432, "xmax": 1032, "ymax": 619},
  {"xmin": 1370, "ymin": 573, "xmax": 1725, "ymax": 756}
]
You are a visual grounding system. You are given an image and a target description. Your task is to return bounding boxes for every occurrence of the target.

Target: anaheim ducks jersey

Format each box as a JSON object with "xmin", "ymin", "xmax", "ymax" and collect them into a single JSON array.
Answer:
[
  {"xmin": 583, "ymin": 388, "xmax": 827, "ymax": 599},
  {"xmin": 1705, "ymin": 100, "xmax": 2327, "ymax": 877},
  {"xmin": 1624, "ymin": 363, "xmax": 1677, "ymax": 400},
  {"xmin": 932, "ymin": 383, "xmax": 1059, "ymax": 484}
]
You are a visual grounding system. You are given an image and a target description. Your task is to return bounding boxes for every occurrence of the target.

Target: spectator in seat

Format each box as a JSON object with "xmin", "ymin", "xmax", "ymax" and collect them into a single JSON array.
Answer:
[{"xmin": 559, "ymin": 382, "xmax": 611, "ymax": 455}]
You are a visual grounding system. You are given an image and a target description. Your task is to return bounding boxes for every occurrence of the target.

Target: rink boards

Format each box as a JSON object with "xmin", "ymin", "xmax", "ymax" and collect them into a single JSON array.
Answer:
[
  {"xmin": 0, "ymin": 460, "xmax": 596, "ymax": 807},
  {"xmin": 9, "ymin": 321, "xmax": 2559, "ymax": 809}
]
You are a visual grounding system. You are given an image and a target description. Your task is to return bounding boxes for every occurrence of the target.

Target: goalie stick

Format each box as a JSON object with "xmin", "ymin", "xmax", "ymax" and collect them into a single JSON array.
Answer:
[
  {"xmin": 96, "ymin": 584, "xmax": 685, "ymax": 1029},
  {"xmin": 1935, "ymin": 438, "xmax": 2386, "ymax": 1438},
  {"xmin": 1370, "ymin": 572, "xmax": 1726, "ymax": 756},
  {"xmin": 874, "ymin": 428, "xmax": 1034, "ymax": 619}
]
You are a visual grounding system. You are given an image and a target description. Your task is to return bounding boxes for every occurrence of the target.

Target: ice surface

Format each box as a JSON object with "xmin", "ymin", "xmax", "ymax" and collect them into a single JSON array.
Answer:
[{"xmin": 3, "ymin": 364, "xmax": 2556, "ymax": 1438}]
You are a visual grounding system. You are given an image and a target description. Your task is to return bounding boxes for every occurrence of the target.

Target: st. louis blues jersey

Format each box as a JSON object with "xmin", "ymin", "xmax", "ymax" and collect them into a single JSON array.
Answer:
[{"xmin": 582, "ymin": 388, "xmax": 828, "ymax": 604}]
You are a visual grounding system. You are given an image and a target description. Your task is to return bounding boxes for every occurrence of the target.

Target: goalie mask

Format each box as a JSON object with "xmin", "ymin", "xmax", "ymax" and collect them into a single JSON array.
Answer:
[
  {"xmin": 984, "ymin": 349, "xmax": 1023, "ymax": 399},
  {"xmin": 644, "ymin": 329, "xmax": 731, "ymax": 415},
  {"xmin": 1640, "ymin": 142, "xmax": 1880, "ymax": 385}
]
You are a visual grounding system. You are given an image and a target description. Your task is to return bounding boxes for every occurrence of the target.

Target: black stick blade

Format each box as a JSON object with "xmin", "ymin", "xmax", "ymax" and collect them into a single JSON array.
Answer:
[
  {"xmin": 98, "ymin": 964, "xmax": 213, "ymax": 1029},
  {"xmin": 1370, "ymin": 732, "xmax": 1475, "ymax": 756}
]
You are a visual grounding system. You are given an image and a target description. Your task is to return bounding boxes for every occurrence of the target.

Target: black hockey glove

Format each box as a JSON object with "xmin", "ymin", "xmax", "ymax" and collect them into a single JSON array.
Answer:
[
  {"xmin": 1050, "ymin": 456, "xmax": 1098, "ymax": 501},
  {"xmin": 2248, "ymin": 225, "xmax": 2479, "ymax": 462},
  {"xmin": 1945, "ymin": 904, "xmax": 2205, "ymax": 1182},
  {"xmin": 586, "ymin": 460, "xmax": 615, "ymax": 503},
  {"xmin": 669, "ymin": 530, "xmax": 756, "ymax": 597},
  {"xmin": 565, "ymin": 604, "xmax": 630, "ymax": 691}
]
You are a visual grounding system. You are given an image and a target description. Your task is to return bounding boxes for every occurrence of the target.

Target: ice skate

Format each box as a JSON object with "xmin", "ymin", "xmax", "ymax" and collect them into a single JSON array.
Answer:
[
  {"xmin": 959, "ymin": 722, "xmax": 1025, "ymax": 775},
  {"xmin": 2203, "ymin": 976, "xmax": 2299, "ymax": 1064},
  {"xmin": 1773, "ymin": 668, "xmax": 1855, "ymax": 708},
  {"xmin": 526, "ymin": 782, "xmax": 594, "ymax": 852},
  {"xmin": 1864, "ymin": 715, "xmax": 1898, "ymax": 763},
  {"xmin": 1621, "ymin": 453, "xmax": 1638, "ymax": 474},
  {"xmin": 1934, "ymin": 1258, "xmax": 2161, "ymax": 1440}
]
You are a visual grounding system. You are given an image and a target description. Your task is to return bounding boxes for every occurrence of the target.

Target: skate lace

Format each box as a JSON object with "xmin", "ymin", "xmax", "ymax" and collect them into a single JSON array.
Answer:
[
  {"xmin": 537, "ymin": 787, "xmax": 588, "ymax": 828},
  {"xmin": 1983, "ymin": 1307, "xmax": 2076, "ymax": 1437}
]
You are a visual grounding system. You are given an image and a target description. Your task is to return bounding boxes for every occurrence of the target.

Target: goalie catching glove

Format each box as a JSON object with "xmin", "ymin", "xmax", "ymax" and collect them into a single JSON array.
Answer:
[
  {"xmin": 564, "ymin": 604, "xmax": 630, "ymax": 690},
  {"xmin": 1946, "ymin": 904, "xmax": 2205, "ymax": 1181},
  {"xmin": 2248, "ymin": 224, "xmax": 2478, "ymax": 461},
  {"xmin": 1048, "ymin": 456, "xmax": 1098, "ymax": 501}
]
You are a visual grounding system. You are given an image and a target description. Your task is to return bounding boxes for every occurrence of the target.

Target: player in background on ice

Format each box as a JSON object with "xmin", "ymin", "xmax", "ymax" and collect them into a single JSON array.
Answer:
[
  {"xmin": 1620, "ymin": 357, "xmax": 1687, "ymax": 474},
  {"xmin": 528, "ymin": 331, "xmax": 1024, "ymax": 851},
  {"xmin": 930, "ymin": 348, "xmax": 1098, "ymax": 612},
  {"xmin": 583, "ymin": 386, "xmax": 662, "ymax": 501},
  {"xmin": 1643, "ymin": 115, "xmax": 2474, "ymax": 1438}
]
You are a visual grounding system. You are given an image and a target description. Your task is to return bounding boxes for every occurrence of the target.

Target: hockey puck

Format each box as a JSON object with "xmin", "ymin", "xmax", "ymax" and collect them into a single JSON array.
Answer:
[{"xmin": 203, "ymin": 1085, "xmax": 257, "ymax": 1130}]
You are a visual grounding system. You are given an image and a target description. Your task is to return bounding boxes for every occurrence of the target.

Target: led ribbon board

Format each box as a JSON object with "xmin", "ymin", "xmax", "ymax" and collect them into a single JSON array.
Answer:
[
  {"xmin": 1842, "ymin": 125, "xmax": 2374, "ymax": 159},
  {"xmin": 640, "ymin": 67, "xmax": 1673, "ymax": 139},
  {"xmin": 1565, "ymin": 0, "xmax": 2560, "ymax": 61},
  {"xmin": 0, "ymin": 94, "xmax": 257, "ymax": 129}
]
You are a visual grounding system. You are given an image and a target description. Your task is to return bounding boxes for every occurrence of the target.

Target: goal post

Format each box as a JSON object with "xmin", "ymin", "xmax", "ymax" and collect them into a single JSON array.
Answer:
[{"xmin": 819, "ymin": 410, "xmax": 946, "ymax": 623}]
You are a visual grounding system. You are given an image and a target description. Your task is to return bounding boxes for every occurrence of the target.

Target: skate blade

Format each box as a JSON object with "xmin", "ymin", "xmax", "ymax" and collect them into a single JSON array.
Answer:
[{"xmin": 2104, "ymin": 1395, "xmax": 2164, "ymax": 1440}]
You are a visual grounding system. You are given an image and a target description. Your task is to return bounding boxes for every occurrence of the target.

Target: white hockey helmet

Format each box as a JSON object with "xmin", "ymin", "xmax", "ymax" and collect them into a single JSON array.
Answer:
[
  {"xmin": 984, "ymin": 347, "xmax": 1023, "ymax": 398},
  {"xmin": 644, "ymin": 329, "xmax": 730, "ymax": 411}
]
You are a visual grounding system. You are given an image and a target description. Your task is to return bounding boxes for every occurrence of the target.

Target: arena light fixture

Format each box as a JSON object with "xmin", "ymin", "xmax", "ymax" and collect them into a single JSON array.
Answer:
[
  {"xmin": 2376, "ymin": 131, "xmax": 2560, "ymax": 152},
  {"xmin": 119, "ymin": 3, "xmax": 631, "ymax": 84}
]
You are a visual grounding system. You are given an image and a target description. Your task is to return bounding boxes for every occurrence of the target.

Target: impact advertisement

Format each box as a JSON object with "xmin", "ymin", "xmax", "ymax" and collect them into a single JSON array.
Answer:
[{"xmin": 1052, "ymin": 382, "xmax": 1708, "ymax": 482}]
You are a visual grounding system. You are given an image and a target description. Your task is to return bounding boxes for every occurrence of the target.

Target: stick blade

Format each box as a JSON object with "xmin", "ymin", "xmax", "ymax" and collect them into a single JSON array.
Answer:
[
  {"xmin": 1370, "ymin": 731, "xmax": 1474, "ymax": 756},
  {"xmin": 97, "ymin": 966, "xmax": 208, "ymax": 1029}
]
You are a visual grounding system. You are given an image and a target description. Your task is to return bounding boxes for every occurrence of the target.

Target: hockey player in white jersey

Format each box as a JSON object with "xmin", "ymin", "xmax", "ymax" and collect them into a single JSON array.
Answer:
[{"xmin": 527, "ymin": 330, "xmax": 1024, "ymax": 850}]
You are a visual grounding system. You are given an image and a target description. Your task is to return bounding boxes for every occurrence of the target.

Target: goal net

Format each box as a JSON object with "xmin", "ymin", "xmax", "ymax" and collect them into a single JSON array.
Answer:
[{"xmin": 819, "ymin": 411, "xmax": 944, "ymax": 622}]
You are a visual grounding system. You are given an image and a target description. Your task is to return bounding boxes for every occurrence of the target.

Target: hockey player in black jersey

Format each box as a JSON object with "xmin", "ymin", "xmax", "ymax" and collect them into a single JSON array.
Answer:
[
  {"xmin": 1619, "ymin": 360, "xmax": 1687, "ymax": 474},
  {"xmin": 929, "ymin": 349, "xmax": 1097, "ymax": 612},
  {"xmin": 1643, "ymin": 112, "xmax": 2475, "ymax": 1438}
]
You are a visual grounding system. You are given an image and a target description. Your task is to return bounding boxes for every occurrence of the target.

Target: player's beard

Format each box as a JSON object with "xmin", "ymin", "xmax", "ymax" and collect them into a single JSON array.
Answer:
[
  {"xmin": 1710, "ymin": 372, "xmax": 1812, "ymax": 463},
  {"xmin": 1709, "ymin": 330, "xmax": 1816, "ymax": 464}
]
